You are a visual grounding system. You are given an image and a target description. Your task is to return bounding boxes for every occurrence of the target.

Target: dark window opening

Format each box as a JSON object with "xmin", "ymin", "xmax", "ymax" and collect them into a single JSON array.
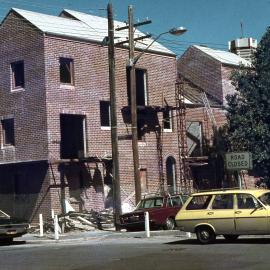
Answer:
[
  {"xmin": 1, "ymin": 118, "xmax": 15, "ymax": 146},
  {"xmin": 60, "ymin": 114, "xmax": 85, "ymax": 159},
  {"xmin": 60, "ymin": 58, "xmax": 74, "ymax": 85},
  {"xmin": 126, "ymin": 68, "xmax": 148, "ymax": 106},
  {"xmin": 163, "ymin": 109, "xmax": 172, "ymax": 130},
  {"xmin": 11, "ymin": 61, "xmax": 24, "ymax": 89},
  {"xmin": 166, "ymin": 156, "xmax": 177, "ymax": 194},
  {"xmin": 100, "ymin": 101, "xmax": 111, "ymax": 127}
]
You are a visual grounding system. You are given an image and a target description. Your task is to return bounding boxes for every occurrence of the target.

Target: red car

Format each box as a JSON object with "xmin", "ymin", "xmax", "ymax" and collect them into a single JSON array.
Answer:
[{"xmin": 120, "ymin": 193, "xmax": 188, "ymax": 231}]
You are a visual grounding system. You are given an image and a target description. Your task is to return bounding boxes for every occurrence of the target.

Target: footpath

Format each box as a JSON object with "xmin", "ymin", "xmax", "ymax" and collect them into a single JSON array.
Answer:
[{"xmin": 18, "ymin": 230, "xmax": 190, "ymax": 244}]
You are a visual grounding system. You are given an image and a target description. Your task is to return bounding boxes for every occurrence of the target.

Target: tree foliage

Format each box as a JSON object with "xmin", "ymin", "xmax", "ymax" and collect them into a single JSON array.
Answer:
[{"xmin": 226, "ymin": 27, "xmax": 270, "ymax": 182}]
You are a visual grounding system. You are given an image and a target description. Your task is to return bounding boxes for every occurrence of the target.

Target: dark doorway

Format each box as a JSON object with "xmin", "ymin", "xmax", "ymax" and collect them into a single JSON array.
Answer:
[
  {"xmin": 166, "ymin": 156, "xmax": 177, "ymax": 194},
  {"xmin": 60, "ymin": 114, "xmax": 86, "ymax": 159}
]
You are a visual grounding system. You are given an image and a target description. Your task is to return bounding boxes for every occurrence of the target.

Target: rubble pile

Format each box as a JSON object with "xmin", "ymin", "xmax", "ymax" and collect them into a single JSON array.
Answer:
[{"xmin": 41, "ymin": 209, "xmax": 115, "ymax": 233}]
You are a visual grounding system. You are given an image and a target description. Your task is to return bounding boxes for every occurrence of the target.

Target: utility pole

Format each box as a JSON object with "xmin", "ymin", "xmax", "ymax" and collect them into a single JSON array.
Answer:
[
  {"xmin": 115, "ymin": 6, "xmax": 151, "ymax": 204},
  {"xmin": 107, "ymin": 2, "xmax": 122, "ymax": 229},
  {"xmin": 128, "ymin": 6, "xmax": 141, "ymax": 204}
]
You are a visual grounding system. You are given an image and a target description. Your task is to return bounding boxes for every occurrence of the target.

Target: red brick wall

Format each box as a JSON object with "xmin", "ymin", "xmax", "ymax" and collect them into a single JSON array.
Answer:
[
  {"xmin": 177, "ymin": 46, "xmax": 223, "ymax": 103},
  {"xmin": 43, "ymin": 34, "xmax": 182, "ymax": 213},
  {"xmin": 177, "ymin": 46, "xmax": 237, "ymax": 105},
  {"xmin": 0, "ymin": 12, "xmax": 48, "ymax": 163},
  {"xmin": 0, "ymin": 11, "xmax": 195, "ymax": 220}
]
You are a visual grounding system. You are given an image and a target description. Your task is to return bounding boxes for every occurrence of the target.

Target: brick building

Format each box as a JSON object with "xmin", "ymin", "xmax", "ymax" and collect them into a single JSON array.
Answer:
[
  {"xmin": 177, "ymin": 45, "xmax": 254, "ymax": 189},
  {"xmin": 0, "ymin": 8, "xmax": 185, "ymax": 222}
]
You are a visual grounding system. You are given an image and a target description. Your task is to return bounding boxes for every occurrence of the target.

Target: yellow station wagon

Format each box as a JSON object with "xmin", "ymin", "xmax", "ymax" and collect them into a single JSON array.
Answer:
[{"xmin": 175, "ymin": 189, "xmax": 270, "ymax": 244}]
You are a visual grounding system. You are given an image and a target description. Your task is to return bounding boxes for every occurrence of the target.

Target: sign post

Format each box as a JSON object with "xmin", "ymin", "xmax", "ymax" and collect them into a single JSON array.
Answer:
[{"xmin": 225, "ymin": 152, "xmax": 253, "ymax": 189}]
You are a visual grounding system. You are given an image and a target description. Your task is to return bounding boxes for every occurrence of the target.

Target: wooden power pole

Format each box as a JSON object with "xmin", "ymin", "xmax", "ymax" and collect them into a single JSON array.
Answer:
[
  {"xmin": 107, "ymin": 3, "xmax": 122, "ymax": 229},
  {"xmin": 128, "ymin": 6, "xmax": 141, "ymax": 204},
  {"xmin": 115, "ymin": 6, "xmax": 151, "ymax": 204}
]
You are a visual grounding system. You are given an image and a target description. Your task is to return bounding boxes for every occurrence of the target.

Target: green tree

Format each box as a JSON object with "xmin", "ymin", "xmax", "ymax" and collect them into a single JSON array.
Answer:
[{"xmin": 227, "ymin": 27, "xmax": 270, "ymax": 184}]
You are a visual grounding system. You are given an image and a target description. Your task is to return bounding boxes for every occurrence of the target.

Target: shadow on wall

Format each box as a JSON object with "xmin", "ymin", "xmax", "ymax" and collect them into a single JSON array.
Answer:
[
  {"xmin": 59, "ymin": 162, "xmax": 113, "ymax": 212},
  {"xmin": 0, "ymin": 161, "xmax": 49, "ymax": 221}
]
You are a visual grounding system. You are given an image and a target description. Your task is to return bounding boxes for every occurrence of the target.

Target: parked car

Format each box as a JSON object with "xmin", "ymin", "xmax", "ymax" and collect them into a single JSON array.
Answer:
[
  {"xmin": 0, "ymin": 209, "xmax": 29, "ymax": 243},
  {"xmin": 120, "ymin": 193, "xmax": 189, "ymax": 231},
  {"xmin": 175, "ymin": 189, "xmax": 270, "ymax": 244}
]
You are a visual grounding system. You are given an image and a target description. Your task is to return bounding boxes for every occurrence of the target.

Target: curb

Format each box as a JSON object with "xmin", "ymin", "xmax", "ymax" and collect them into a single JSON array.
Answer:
[{"xmin": 20, "ymin": 230, "xmax": 189, "ymax": 244}]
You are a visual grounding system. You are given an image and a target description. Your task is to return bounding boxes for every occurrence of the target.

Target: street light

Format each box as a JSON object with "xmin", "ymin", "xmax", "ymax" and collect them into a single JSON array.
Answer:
[
  {"xmin": 128, "ymin": 9, "xmax": 188, "ymax": 204},
  {"xmin": 133, "ymin": 26, "xmax": 188, "ymax": 65}
]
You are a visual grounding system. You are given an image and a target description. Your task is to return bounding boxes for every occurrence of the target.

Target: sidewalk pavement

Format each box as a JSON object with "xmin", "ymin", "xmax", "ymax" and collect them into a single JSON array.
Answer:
[{"xmin": 18, "ymin": 229, "xmax": 190, "ymax": 244}]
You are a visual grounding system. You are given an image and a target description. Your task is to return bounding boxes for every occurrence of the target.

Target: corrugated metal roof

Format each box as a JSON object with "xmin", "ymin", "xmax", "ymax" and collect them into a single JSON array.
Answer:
[
  {"xmin": 12, "ymin": 8, "xmax": 97, "ymax": 41},
  {"xmin": 62, "ymin": 9, "xmax": 174, "ymax": 55},
  {"xmin": 193, "ymin": 45, "xmax": 251, "ymax": 67},
  {"xmin": 11, "ymin": 8, "xmax": 174, "ymax": 56}
]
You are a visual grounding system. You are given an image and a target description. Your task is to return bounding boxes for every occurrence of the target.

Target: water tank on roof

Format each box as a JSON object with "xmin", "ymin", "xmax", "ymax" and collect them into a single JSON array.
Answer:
[{"xmin": 228, "ymin": 37, "xmax": 257, "ymax": 62}]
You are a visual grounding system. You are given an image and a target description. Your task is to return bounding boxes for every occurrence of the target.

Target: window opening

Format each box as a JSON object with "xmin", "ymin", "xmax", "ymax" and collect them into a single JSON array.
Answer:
[
  {"xmin": 60, "ymin": 114, "xmax": 86, "ymax": 159},
  {"xmin": 166, "ymin": 156, "xmax": 177, "ymax": 194},
  {"xmin": 60, "ymin": 58, "xmax": 74, "ymax": 85},
  {"xmin": 1, "ymin": 118, "xmax": 15, "ymax": 146},
  {"xmin": 126, "ymin": 68, "xmax": 148, "ymax": 106},
  {"xmin": 163, "ymin": 108, "xmax": 172, "ymax": 131},
  {"xmin": 11, "ymin": 61, "xmax": 24, "ymax": 89},
  {"xmin": 186, "ymin": 121, "xmax": 203, "ymax": 156},
  {"xmin": 100, "ymin": 101, "xmax": 111, "ymax": 127}
]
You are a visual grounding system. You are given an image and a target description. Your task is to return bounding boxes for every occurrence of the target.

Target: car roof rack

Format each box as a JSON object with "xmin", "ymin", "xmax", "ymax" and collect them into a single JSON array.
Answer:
[
  {"xmin": 196, "ymin": 187, "xmax": 242, "ymax": 193},
  {"xmin": 142, "ymin": 191, "xmax": 188, "ymax": 199}
]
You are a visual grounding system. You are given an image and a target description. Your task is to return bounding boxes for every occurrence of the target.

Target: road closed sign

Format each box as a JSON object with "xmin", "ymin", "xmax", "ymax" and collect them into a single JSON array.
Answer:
[{"xmin": 225, "ymin": 152, "xmax": 253, "ymax": 171}]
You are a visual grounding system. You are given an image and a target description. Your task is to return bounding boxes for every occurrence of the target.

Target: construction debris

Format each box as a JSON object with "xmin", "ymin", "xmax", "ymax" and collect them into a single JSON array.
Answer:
[{"xmin": 38, "ymin": 209, "xmax": 115, "ymax": 234}]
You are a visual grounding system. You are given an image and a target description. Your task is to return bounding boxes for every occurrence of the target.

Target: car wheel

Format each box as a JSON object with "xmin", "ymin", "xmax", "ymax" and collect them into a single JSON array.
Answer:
[
  {"xmin": 223, "ymin": 234, "xmax": 239, "ymax": 241},
  {"xmin": 165, "ymin": 217, "xmax": 175, "ymax": 230},
  {"xmin": 196, "ymin": 226, "xmax": 216, "ymax": 244}
]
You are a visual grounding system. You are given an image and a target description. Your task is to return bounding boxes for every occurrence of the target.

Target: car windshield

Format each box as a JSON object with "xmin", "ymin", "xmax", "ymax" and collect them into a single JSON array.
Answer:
[
  {"xmin": 258, "ymin": 192, "xmax": 270, "ymax": 206},
  {"xmin": 136, "ymin": 197, "xmax": 163, "ymax": 209}
]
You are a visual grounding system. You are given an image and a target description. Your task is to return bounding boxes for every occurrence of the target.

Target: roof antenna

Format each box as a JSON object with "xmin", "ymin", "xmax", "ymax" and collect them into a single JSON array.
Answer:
[{"xmin": 240, "ymin": 21, "xmax": 244, "ymax": 38}]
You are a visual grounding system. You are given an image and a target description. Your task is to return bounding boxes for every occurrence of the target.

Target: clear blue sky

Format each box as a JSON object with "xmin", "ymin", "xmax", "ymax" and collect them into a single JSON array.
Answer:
[{"xmin": 0, "ymin": 0, "xmax": 269, "ymax": 56}]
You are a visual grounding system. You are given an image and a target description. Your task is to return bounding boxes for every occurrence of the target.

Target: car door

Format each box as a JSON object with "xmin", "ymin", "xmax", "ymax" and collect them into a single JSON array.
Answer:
[
  {"xmin": 207, "ymin": 194, "xmax": 236, "ymax": 234},
  {"xmin": 235, "ymin": 193, "xmax": 268, "ymax": 234}
]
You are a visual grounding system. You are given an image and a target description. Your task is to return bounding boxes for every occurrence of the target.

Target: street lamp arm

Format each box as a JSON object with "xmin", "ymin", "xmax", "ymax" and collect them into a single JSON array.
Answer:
[
  {"xmin": 133, "ymin": 26, "xmax": 187, "ymax": 65},
  {"xmin": 133, "ymin": 32, "xmax": 165, "ymax": 65}
]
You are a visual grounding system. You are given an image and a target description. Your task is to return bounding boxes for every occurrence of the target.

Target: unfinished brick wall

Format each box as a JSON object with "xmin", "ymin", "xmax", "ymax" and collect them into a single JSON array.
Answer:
[
  {"xmin": 0, "ymin": 12, "xmax": 48, "ymax": 162},
  {"xmin": 0, "ymin": 9, "xmax": 185, "ymax": 221},
  {"xmin": 43, "ymin": 34, "xmax": 182, "ymax": 213},
  {"xmin": 177, "ymin": 46, "xmax": 237, "ymax": 105}
]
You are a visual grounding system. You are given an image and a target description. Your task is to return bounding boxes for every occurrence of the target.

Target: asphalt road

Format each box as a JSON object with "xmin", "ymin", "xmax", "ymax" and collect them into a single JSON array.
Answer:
[{"xmin": 1, "ymin": 235, "xmax": 270, "ymax": 270}]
